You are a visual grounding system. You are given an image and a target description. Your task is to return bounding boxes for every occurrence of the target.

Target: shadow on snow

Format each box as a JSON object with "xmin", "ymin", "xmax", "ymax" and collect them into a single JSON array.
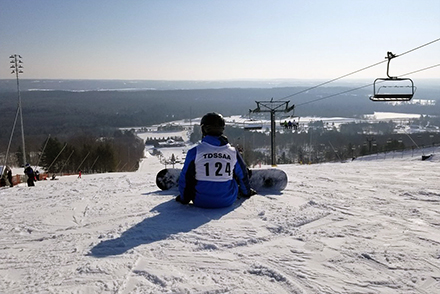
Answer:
[{"xmin": 89, "ymin": 198, "xmax": 246, "ymax": 257}]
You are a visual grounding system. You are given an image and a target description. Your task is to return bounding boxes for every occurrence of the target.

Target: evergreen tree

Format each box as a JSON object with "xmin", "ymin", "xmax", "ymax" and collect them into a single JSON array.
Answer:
[
  {"xmin": 40, "ymin": 137, "xmax": 64, "ymax": 173},
  {"xmin": 93, "ymin": 143, "xmax": 116, "ymax": 172},
  {"xmin": 190, "ymin": 125, "xmax": 202, "ymax": 143},
  {"xmin": 15, "ymin": 146, "xmax": 24, "ymax": 167}
]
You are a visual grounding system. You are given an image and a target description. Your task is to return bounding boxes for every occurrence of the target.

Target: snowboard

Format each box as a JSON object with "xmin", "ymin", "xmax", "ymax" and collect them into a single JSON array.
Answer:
[{"xmin": 156, "ymin": 168, "xmax": 288, "ymax": 191}]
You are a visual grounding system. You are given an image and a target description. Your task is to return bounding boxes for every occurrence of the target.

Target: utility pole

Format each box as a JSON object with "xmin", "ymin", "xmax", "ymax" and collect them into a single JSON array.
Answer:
[
  {"xmin": 250, "ymin": 99, "xmax": 294, "ymax": 166},
  {"xmin": 10, "ymin": 54, "xmax": 26, "ymax": 165}
]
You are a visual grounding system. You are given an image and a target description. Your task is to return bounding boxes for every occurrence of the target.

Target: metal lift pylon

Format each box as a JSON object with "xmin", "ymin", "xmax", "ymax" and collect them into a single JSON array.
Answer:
[{"xmin": 250, "ymin": 99, "xmax": 294, "ymax": 166}]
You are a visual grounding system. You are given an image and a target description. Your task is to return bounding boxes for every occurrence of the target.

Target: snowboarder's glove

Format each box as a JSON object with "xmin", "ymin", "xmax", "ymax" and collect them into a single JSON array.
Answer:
[
  {"xmin": 242, "ymin": 188, "xmax": 257, "ymax": 198},
  {"xmin": 248, "ymin": 188, "xmax": 257, "ymax": 196},
  {"xmin": 176, "ymin": 195, "xmax": 190, "ymax": 205}
]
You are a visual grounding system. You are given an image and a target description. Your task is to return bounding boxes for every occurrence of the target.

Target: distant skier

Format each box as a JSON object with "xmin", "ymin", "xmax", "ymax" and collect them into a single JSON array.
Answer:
[
  {"xmin": 24, "ymin": 164, "xmax": 35, "ymax": 187},
  {"xmin": 176, "ymin": 112, "xmax": 256, "ymax": 208},
  {"xmin": 78, "ymin": 170, "xmax": 82, "ymax": 179},
  {"xmin": 6, "ymin": 167, "xmax": 13, "ymax": 187}
]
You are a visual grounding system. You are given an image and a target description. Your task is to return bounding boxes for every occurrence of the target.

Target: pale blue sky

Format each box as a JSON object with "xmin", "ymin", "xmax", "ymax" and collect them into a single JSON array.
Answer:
[{"xmin": 1, "ymin": 0, "xmax": 439, "ymax": 80}]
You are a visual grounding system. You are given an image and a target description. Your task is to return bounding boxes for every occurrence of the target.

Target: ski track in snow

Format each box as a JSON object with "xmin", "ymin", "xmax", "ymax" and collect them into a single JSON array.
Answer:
[{"xmin": 1, "ymin": 149, "xmax": 440, "ymax": 293}]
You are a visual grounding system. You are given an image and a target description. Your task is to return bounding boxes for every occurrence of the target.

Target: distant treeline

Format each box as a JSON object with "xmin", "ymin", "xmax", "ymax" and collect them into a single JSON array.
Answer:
[
  {"xmin": 26, "ymin": 130, "xmax": 144, "ymax": 174},
  {"xmin": 0, "ymin": 86, "xmax": 439, "ymax": 167}
]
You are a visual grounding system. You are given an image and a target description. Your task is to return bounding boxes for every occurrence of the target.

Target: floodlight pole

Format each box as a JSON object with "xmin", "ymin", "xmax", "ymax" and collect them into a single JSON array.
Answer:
[
  {"xmin": 10, "ymin": 54, "xmax": 26, "ymax": 165},
  {"xmin": 250, "ymin": 99, "xmax": 294, "ymax": 166}
]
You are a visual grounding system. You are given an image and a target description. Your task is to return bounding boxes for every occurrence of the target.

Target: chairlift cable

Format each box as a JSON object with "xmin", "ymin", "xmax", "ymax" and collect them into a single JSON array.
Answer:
[
  {"xmin": 296, "ymin": 83, "xmax": 372, "ymax": 107},
  {"xmin": 396, "ymin": 37, "xmax": 440, "ymax": 58},
  {"xmin": 277, "ymin": 37, "xmax": 440, "ymax": 102},
  {"xmin": 296, "ymin": 63, "xmax": 440, "ymax": 107},
  {"xmin": 278, "ymin": 60, "xmax": 387, "ymax": 101},
  {"xmin": 398, "ymin": 63, "xmax": 440, "ymax": 77}
]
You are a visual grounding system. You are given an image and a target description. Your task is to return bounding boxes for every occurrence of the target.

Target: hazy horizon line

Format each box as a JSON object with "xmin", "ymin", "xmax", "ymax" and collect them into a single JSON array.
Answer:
[{"xmin": 1, "ymin": 77, "xmax": 439, "ymax": 81}]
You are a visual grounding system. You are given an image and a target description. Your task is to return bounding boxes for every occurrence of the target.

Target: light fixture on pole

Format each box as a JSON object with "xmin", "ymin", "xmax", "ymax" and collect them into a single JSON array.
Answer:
[{"xmin": 10, "ymin": 54, "xmax": 26, "ymax": 166}]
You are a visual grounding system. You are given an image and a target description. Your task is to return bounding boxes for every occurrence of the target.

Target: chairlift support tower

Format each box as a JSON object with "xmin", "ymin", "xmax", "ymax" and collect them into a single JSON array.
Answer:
[{"xmin": 250, "ymin": 99, "xmax": 294, "ymax": 166}]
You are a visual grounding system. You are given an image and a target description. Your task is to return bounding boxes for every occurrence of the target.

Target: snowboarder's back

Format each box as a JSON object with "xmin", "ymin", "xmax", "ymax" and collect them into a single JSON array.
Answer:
[{"xmin": 177, "ymin": 112, "xmax": 256, "ymax": 208}]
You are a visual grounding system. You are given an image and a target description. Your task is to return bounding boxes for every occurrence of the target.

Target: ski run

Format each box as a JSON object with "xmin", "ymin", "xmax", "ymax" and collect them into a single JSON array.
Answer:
[{"xmin": 1, "ymin": 128, "xmax": 440, "ymax": 294}]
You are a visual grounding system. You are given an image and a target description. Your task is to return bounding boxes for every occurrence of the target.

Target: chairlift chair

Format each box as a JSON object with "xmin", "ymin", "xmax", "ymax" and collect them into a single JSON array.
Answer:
[
  {"xmin": 370, "ymin": 52, "xmax": 416, "ymax": 102},
  {"xmin": 243, "ymin": 110, "xmax": 263, "ymax": 130},
  {"xmin": 243, "ymin": 118, "xmax": 263, "ymax": 130},
  {"xmin": 279, "ymin": 114, "xmax": 300, "ymax": 131}
]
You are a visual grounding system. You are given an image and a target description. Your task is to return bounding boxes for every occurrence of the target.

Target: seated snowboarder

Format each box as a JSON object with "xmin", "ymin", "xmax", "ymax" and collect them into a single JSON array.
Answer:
[{"xmin": 176, "ymin": 112, "xmax": 256, "ymax": 208}]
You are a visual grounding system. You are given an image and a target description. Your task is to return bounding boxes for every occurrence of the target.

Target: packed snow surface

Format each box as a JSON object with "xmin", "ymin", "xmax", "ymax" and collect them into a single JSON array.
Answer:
[{"xmin": 1, "ymin": 146, "xmax": 440, "ymax": 293}]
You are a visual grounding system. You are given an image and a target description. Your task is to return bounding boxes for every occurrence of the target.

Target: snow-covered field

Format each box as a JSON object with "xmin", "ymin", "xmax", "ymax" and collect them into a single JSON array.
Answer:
[
  {"xmin": 1, "ymin": 139, "xmax": 440, "ymax": 293},
  {"xmin": 126, "ymin": 111, "xmax": 432, "ymax": 136}
]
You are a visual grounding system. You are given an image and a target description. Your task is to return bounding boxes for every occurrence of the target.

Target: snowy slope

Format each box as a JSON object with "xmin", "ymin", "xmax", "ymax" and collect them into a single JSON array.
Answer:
[{"xmin": 1, "ymin": 147, "xmax": 440, "ymax": 293}]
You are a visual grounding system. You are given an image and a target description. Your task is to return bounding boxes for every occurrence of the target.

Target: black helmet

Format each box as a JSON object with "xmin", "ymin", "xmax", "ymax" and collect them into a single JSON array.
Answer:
[{"xmin": 200, "ymin": 112, "xmax": 225, "ymax": 136}]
